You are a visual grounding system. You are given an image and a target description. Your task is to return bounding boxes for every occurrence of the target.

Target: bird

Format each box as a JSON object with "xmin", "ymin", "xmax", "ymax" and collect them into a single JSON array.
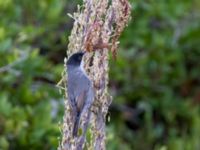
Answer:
[{"xmin": 66, "ymin": 51, "xmax": 94, "ymax": 137}]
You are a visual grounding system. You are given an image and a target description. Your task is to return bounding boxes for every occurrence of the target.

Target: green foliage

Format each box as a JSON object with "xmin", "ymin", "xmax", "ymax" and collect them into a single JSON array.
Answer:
[
  {"xmin": 108, "ymin": 0, "xmax": 200, "ymax": 149},
  {"xmin": 0, "ymin": 0, "xmax": 200, "ymax": 149},
  {"xmin": 0, "ymin": 0, "xmax": 66, "ymax": 149}
]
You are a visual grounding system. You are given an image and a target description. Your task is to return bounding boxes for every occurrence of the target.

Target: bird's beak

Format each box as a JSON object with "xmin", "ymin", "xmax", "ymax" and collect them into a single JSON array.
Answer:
[{"xmin": 82, "ymin": 51, "xmax": 86, "ymax": 55}]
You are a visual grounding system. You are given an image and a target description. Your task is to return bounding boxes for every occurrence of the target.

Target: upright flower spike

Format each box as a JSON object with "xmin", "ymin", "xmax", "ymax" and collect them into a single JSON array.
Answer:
[{"xmin": 58, "ymin": 0, "xmax": 131, "ymax": 149}]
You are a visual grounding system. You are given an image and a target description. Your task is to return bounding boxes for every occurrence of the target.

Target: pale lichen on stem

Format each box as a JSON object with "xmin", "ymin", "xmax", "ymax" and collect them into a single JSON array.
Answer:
[{"xmin": 58, "ymin": 0, "xmax": 131, "ymax": 149}]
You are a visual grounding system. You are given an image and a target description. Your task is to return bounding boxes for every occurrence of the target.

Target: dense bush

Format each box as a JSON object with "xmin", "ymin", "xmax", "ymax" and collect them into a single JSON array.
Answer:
[
  {"xmin": 108, "ymin": 0, "xmax": 200, "ymax": 149},
  {"xmin": 0, "ymin": 0, "xmax": 200, "ymax": 150},
  {"xmin": 0, "ymin": 0, "xmax": 68, "ymax": 149}
]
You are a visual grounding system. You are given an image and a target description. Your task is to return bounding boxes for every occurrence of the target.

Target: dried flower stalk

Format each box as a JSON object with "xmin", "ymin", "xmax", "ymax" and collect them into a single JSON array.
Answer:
[{"xmin": 58, "ymin": 0, "xmax": 131, "ymax": 149}]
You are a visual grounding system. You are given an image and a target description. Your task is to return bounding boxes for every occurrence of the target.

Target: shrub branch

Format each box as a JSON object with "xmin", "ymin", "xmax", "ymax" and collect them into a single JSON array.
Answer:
[{"xmin": 58, "ymin": 0, "xmax": 131, "ymax": 149}]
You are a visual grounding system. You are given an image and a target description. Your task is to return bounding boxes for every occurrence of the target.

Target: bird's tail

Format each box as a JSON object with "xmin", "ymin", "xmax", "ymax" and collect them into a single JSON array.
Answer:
[{"xmin": 73, "ymin": 113, "xmax": 80, "ymax": 137}]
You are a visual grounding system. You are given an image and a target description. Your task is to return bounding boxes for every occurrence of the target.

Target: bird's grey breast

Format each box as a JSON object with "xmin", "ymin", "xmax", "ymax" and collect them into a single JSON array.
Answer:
[{"xmin": 67, "ymin": 67, "xmax": 91, "ymax": 97}]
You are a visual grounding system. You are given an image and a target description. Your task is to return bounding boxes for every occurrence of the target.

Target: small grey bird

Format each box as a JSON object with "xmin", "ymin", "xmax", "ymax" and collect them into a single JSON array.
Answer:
[{"xmin": 67, "ymin": 51, "xmax": 94, "ymax": 137}]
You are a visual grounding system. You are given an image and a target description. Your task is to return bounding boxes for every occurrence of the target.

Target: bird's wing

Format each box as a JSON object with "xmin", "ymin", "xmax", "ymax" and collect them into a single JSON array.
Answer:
[
  {"xmin": 68, "ymin": 72, "xmax": 88, "ymax": 111},
  {"xmin": 76, "ymin": 90, "xmax": 87, "ymax": 114}
]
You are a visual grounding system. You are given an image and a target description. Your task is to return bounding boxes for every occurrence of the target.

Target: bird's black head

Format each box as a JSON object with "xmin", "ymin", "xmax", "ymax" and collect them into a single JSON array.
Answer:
[{"xmin": 67, "ymin": 51, "xmax": 85, "ymax": 66}]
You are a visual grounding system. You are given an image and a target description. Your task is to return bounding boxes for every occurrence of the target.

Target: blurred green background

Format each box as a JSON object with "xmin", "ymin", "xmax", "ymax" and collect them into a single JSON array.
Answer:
[{"xmin": 0, "ymin": 0, "xmax": 200, "ymax": 149}]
